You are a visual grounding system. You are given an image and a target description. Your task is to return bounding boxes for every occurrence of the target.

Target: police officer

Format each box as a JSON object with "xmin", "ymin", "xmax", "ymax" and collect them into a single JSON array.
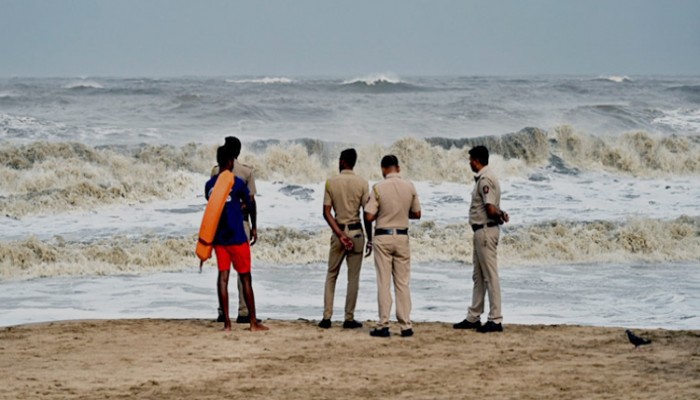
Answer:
[
  {"xmin": 454, "ymin": 145, "xmax": 509, "ymax": 333},
  {"xmin": 318, "ymin": 149, "xmax": 372, "ymax": 329},
  {"xmin": 364, "ymin": 155, "xmax": 421, "ymax": 338},
  {"xmin": 213, "ymin": 136, "xmax": 259, "ymax": 324}
]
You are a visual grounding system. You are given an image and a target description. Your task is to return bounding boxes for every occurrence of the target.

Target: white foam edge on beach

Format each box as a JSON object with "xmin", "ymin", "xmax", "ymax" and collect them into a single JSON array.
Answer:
[{"xmin": 0, "ymin": 261, "xmax": 697, "ymax": 329}]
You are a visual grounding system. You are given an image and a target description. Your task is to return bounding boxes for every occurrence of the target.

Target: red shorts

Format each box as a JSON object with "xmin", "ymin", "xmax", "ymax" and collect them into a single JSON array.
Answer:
[{"xmin": 214, "ymin": 243, "xmax": 251, "ymax": 274}]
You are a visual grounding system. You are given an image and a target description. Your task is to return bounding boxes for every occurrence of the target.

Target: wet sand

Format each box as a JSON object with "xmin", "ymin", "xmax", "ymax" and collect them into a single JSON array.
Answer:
[{"xmin": 1, "ymin": 319, "xmax": 699, "ymax": 399}]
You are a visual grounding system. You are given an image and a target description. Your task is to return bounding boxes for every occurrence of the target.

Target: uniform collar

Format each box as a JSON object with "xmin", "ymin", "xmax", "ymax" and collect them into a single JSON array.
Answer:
[
  {"xmin": 385, "ymin": 172, "xmax": 401, "ymax": 179},
  {"xmin": 340, "ymin": 169, "xmax": 355, "ymax": 175},
  {"xmin": 474, "ymin": 165, "xmax": 491, "ymax": 180}
]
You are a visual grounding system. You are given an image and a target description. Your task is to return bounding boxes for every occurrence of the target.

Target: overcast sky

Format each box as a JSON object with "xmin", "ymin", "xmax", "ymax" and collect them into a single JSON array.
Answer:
[{"xmin": 1, "ymin": 0, "xmax": 699, "ymax": 77}]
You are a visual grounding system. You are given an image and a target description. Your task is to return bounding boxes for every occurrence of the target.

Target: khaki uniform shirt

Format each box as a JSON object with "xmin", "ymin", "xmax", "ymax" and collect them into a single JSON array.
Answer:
[
  {"xmin": 365, "ymin": 173, "xmax": 421, "ymax": 229},
  {"xmin": 469, "ymin": 165, "xmax": 501, "ymax": 225},
  {"xmin": 233, "ymin": 162, "xmax": 256, "ymax": 196},
  {"xmin": 211, "ymin": 160, "xmax": 256, "ymax": 219},
  {"xmin": 323, "ymin": 170, "xmax": 369, "ymax": 225}
]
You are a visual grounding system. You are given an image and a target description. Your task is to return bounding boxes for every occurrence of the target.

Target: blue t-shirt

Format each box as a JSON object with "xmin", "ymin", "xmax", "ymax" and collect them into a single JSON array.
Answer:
[{"xmin": 205, "ymin": 173, "xmax": 251, "ymax": 246}]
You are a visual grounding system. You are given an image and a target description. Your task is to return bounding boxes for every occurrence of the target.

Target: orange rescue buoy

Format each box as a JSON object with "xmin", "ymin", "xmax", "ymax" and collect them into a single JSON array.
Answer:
[{"xmin": 196, "ymin": 170, "xmax": 234, "ymax": 267}]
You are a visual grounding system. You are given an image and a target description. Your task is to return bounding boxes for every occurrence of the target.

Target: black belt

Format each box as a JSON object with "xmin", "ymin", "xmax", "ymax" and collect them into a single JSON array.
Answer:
[
  {"xmin": 374, "ymin": 228, "xmax": 408, "ymax": 236},
  {"xmin": 338, "ymin": 222, "xmax": 363, "ymax": 231},
  {"xmin": 471, "ymin": 222, "xmax": 499, "ymax": 232}
]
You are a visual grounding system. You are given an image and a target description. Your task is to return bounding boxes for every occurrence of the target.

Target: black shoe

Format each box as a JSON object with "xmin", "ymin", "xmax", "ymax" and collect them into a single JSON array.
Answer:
[
  {"xmin": 236, "ymin": 315, "xmax": 262, "ymax": 324},
  {"xmin": 477, "ymin": 321, "xmax": 503, "ymax": 333},
  {"xmin": 400, "ymin": 328, "xmax": 414, "ymax": 337},
  {"xmin": 369, "ymin": 327, "xmax": 390, "ymax": 337},
  {"xmin": 453, "ymin": 319, "xmax": 481, "ymax": 330},
  {"xmin": 217, "ymin": 308, "xmax": 225, "ymax": 323},
  {"xmin": 318, "ymin": 319, "xmax": 332, "ymax": 329},
  {"xmin": 342, "ymin": 320, "xmax": 363, "ymax": 329}
]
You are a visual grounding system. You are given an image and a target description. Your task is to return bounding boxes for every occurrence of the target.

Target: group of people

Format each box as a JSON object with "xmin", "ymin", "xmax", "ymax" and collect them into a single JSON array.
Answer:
[{"xmin": 206, "ymin": 137, "xmax": 509, "ymax": 336}]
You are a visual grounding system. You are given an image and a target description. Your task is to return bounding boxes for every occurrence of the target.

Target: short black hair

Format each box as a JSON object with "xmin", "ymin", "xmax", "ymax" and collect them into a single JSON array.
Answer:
[
  {"xmin": 217, "ymin": 145, "xmax": 234, "ymax": 168},
  {"xmin": 339, "ymin": 148, "xmax": 357, "ymax": 168},
  {"xmin": 380, "ymin": 155, "xmax": 399, "ymax": 168},
  {"xmin": 224, "ymin": 136, "xmax": 242, "ymax": 158},
  {"xmin": 469, "ymin": 145, "xmax": 489, "ymax": 165}
]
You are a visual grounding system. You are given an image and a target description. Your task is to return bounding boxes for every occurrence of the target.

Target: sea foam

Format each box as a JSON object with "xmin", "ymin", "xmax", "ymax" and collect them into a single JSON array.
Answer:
[
  {"xmin": 2, "ymin": 217, "xmax": 699, "ymax": 280},
  {"xmin": 2, "ymin": 128, "xmax": 699, "ymax": 217}
]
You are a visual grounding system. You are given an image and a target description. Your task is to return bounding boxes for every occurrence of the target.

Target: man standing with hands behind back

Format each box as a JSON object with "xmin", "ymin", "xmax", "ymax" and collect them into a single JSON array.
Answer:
[
  {"xmin": 319, "ymin": 148, "xmax": 372, "ymax": 329},
  {"xmin": 454, "ymin": 145, "xmax": 509, "ymax": 333},
  {"xmin": 364, "ymin": 155, "xmax": 421, "ymax": 338}
]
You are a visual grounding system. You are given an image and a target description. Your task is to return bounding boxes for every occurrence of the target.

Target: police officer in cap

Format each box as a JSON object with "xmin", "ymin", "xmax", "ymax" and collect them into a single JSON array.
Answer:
[{"xmin": 454, "ymin": 145, "xmax": 509, "ymax": 333}]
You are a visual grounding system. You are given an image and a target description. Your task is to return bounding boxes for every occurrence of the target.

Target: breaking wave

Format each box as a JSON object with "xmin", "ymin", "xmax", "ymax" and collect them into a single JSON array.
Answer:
[
  {"xmin": 2, "ymin": 216, "xmax": 698, "ymax": 280},
  {"xmin": 340, "ymin": 74, "xmax": 424, "ymax": 92},
  {"xmin": 2, "ymin": 127, "xmax": 699, "ymax": 217},
  {"xmin": 0, "ymin": 142, "xmax": 210, "ymax": 218},
  {"xmin": 594, "ymin": 75, "xmax": 632, "ymax": 83},
  {"xmin": 63, "ymin": 80, "xmax": 105, "ymax": 90}
]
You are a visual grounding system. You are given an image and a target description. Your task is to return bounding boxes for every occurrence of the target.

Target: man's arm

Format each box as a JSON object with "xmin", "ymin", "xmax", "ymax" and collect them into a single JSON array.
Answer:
[
  {"xmin": 323, "ymin": 205, "xmax": 353, "ymax": 251},
  {"xmin": 246, "ymin": 168, "xmax": 258, "ymax": 245},
  {"xmin": 486, "ymin": 204, "xmax": 509, "ymax": 224},
  {"xmin": 249, "ymin": 195, "xmax": 257, "ymax": 245},
  {"xmin": 363, "ymin": 184, "xmax": 379, "ymax": 258},
  {"xmin": 363, "ymin": 212, "xmax": 373, "ymax": 257},
  {"xmin": 409, "ymin": 210, "xmax": 421, "ymax": 220},
  {"xmin": 364, "ymin": 211, "xmax": 377, "ymax": 223}
]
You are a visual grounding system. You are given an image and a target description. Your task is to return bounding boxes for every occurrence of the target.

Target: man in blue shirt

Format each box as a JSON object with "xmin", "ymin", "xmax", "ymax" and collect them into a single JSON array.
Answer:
[{"xmin": 205, "ymin": 146, "xmax": 268, "ymax": 332}]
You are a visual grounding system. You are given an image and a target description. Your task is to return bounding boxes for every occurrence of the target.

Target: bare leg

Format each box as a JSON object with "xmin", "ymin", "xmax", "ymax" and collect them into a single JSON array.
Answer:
[
  {"xmin": 218, "ymin": 270, "xmax": 231, "ymax": 331},
  {"xmin": 239, "ymin": 272, "xmax": 268, "ymax": 332}
]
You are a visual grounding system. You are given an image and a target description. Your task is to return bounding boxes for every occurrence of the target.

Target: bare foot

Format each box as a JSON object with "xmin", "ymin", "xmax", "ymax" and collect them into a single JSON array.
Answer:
[
  {"xmin": 250, "ymin": 323, "xmax": 269, "ymax": 332},
  {"xmin": 223, "ymin": 325, "xmax": 232, "ymax": 332}
]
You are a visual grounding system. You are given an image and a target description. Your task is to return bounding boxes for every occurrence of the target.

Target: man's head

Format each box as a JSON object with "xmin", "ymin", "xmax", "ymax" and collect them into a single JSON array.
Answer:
[
  {"xmin": 217, "ymin": 145, "xmax": 235, "ymax": 171},
  {"xmin": 339, "ymin": 148, "xmax": 357, "ymax": 171},
  {"xmin": 468, "ymin": 145, "xmax": 489, "ymax": 173},
  {"xmin": 380, "ymin": 154, "xmax": 400, "ymax": 177},
  {"xmin": 224, "ymin": 136, "xmax": 242, "ymax": 159}
]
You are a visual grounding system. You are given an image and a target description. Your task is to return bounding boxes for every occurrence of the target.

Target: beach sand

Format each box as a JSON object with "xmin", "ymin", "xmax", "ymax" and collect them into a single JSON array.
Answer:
[{"xmin": 1, "ymin": 319, "xmax": 699, "ymax": 399}]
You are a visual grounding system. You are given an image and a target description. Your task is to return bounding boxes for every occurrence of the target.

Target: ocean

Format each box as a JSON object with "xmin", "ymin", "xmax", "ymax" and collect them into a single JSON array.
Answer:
[{"xmin": 1, "ymin": 74, "xmax": 699, "ymax": 329}]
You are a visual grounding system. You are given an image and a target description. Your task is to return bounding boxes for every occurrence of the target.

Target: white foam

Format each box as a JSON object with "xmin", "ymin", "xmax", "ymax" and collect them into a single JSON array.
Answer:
[
  {"xmin": 596, "ymin": 75, "xmax": 632, "ymax": 83},
  {"xmin": 63, "ymin": 80, "xmax": 104, "ymax": 89},
  {"xmin": 652, "ymin": 108, "xmax": 700, "ymax": 133},
  {"xmin": 0, "ymin": 114, "xmax": 70, "ymax": 142},
  {"xmin": 2, "ymin": 173, "xmax": 699, "ymax": 280},
  {"xmin": 342, "ymin": 72, "xmax": 402, "ymax": 85},
  {"xmin": 226, "ymin": 77, "xmax": 295, "ymax": 84},
  {"xmin": 4, "ymin": 172, "xmax": 698, "ymax": 243}
]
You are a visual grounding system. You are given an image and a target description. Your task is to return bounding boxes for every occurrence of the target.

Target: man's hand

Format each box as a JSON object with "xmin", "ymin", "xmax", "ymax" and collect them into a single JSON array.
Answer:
[
  {"xmin": 499, "ymin": 211, "xmax": 510, "ymax": 224},
  {"xmin": 250, "ymin": 228, "xmax": 258, "ymax": 246},
  {"xmin": 364, "ymin": 241, "xmax": 373, "ymax": 258},
  {"xmin": 339, "ymin": 233, "xmax": 354, "ymax": 251}
]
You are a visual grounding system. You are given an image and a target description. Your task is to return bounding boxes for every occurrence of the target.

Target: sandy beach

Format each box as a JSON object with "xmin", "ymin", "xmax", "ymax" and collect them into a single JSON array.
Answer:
[{"xmin": 1, "ymin": 319, "xmax": 698, "ymax": 399}]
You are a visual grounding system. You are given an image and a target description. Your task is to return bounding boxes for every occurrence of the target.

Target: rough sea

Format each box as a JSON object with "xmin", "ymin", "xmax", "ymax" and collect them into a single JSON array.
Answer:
[{"xmin": 1, "ymin": 74, "xmax": 699, "ymax": 329}]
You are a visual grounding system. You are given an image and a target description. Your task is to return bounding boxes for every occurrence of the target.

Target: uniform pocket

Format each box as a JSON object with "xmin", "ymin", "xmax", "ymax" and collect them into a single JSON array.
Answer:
[{"xmin": 351, "ymin": 233, "xmax": 365, "ymax": 254}]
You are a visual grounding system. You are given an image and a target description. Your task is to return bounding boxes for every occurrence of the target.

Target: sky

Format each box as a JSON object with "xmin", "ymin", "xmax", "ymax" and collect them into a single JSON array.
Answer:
[{"xmin": 1, "ymin": 0, "xmax": 699, "ymax": 77}]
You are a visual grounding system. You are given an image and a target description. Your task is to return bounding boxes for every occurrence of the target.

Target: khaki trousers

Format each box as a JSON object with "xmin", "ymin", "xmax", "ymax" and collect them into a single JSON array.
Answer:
[
  {"xmin": 323, "ymin": 227, "xmax": 364, "ymax": 321},
  {"xmin": 373, "ymin": 234, "xmax": 412, "ymax": 330},
  {"xmin": 468, "ymin": 226, "xmax": 503, "ymax": 324},
  {"xmin": 236, "ymin": 221, "xmax": 252, "ymax": 317}
]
